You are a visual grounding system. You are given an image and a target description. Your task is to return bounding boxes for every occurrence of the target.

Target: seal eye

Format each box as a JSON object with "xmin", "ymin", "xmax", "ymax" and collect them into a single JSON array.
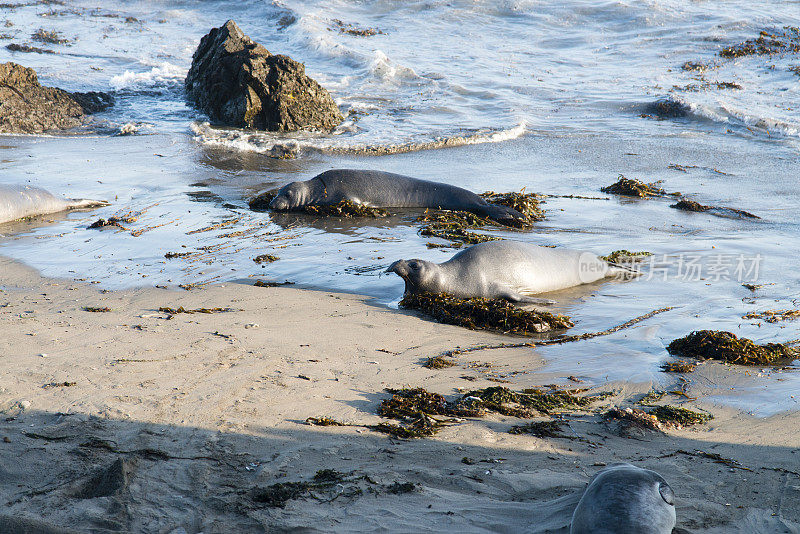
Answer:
[
  {"xmin": 659, "ymin": 482, "xmax": 675, "ymax": 506},
  {"xmin": 408, "ymin": 260, "xmax": 419, "ymax": 270}
]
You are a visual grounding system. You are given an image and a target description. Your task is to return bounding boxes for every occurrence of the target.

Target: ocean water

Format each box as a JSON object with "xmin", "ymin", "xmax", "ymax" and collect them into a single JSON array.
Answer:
[{"xmin": 0, "ymin": 0, "xmax": 798, "ymax": 414}]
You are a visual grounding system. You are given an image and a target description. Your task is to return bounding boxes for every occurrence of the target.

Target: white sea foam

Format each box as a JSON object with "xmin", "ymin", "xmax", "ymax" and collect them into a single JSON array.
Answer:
[
  {"xmin": 109, "ymin": 63, "xmax": 186, "ymax": 91},
  {"xmin": 190, "ymin": 120, "xmax": 526, "ymax": 158}
]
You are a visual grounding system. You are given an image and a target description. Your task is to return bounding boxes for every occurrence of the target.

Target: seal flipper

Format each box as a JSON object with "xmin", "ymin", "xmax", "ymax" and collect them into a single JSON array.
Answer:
[
  {"xmin": 477, "ymin": 203, "xmax": 526, "ymax": 227},
  {"xmin": 496, "ymin": 287, "xmax": 554, "ymax": 306},
  {"xmin": 67, "ymin": 198, "xmax": 110, "ymax": 210}
]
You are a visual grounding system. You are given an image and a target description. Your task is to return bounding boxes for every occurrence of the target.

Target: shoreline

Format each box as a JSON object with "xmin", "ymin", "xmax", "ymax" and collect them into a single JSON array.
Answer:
[{"xmin": 1, "ymin": 255, "xmax": 799, "ymax": 533}]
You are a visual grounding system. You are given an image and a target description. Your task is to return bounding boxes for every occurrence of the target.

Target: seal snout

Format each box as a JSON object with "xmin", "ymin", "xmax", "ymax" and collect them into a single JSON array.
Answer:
[
  {"xmin": 268, "ymin": 195, "xmax": 289, "ymax": 210},
  {"xmin": 386, "ymin": 259, "xmax": 409, "ymax": 277}
]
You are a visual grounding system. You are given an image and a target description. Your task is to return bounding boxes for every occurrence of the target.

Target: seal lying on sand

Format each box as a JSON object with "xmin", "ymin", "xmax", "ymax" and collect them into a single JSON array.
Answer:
[
  {"xmin": 387, "ymin": 241, "xmax": 634, "ymax": 303},
  {"xmin": 570, "ymin": 463, "xmax": 676, "ymax": 534},
  {"xmin": 268, "ymin": 169, "xmax": 525, "ymax": 225},
  {"xmin": 0, "ymin": 184, "xmax": 108, "ymax": 224}
]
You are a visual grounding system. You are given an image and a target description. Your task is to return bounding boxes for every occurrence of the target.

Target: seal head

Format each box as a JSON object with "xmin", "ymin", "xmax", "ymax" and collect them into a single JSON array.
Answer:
[
  {"xmin": 386, "ymin": 259, "xmax": 441, "ymax": 295},
  {"xmin": 570, "ymin": 463, "xmax": 676, "ymax": 534},
  {"xmin": 269, "ymin": 181, "xmax": 309, "ymax": 210}
]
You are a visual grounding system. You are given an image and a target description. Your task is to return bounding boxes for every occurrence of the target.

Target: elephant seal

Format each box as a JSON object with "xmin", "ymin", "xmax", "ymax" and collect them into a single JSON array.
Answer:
[
  {"xmin": 570, "ymin": 463, "xmax": 676, "ymax": 534},
  {"xmin": 267, "ymin": 169, "xmax": 525, "ymax": 225},
  {"xmin": 386, "ymin": 240, "xmax": 634, "ymax": 303},
  {"xmin": 0, "ymin": 184, "xmax": 108, "ymax": 224}
]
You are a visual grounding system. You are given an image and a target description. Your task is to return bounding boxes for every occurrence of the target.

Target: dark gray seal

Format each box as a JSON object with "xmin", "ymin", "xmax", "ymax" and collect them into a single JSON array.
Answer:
[
  {"xmin": 387, "ymin": 240, "xmax": 633, "ymax": 303},
  {"xmin": 0, "ymin": 184, "xmax": 108, "ymax": 224},
  {"xmin": 268, "ymin": 169, "xmax": 525, "ymax": 225},
  {"xmin": 570, "ymin": 463, "xmax": 676, "ymax": 534}
]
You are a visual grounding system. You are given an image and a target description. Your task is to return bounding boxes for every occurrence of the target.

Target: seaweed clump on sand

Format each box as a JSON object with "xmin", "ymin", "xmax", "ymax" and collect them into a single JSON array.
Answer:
[
  {"xmin": 423, "ymin": 355, "xmax": 457, "ymax": 369},
  {"xmin": 660, "ymin": 361, "xmax": 697, "ymax": 373},
  {"xmin": 303, "ymin": 200, "xmax": 390, "ymax": 218},
  {"xmin": 251, "ymin": 469, "xmax": 348, "ymax": 508},
  {"xmin": 601, "ymin": 175, "xmax": 675, "ymax": 198},
  {"xmin": 719, "ymin": 27, "xmax": 800, "ymax": 59},
  {"xmin": 372, "ymin": 386, "xmax": 601, "ymax": 438},
  {"xmin": 648, "ymin": 405, "xmax": 712, "ymax": 429},
  {"xmin": 604, "ymin": 405, "xmax": 711, "ymax": 432},
  {"xmin": 399, "ymin": 292, "xmax": 574, "ymax": 335},
  {"xmin": 372, "ymin": 388, "xmax": 456, "ymax": 438},
  {"xmin": 508, "ymin": 420, "xmax": 569, "ymax": 438},
  {"xmin": 480, "ymin": 190, "xmax": 546, "ymax": 227},
  {"xmin": 670, "ymin": 199, "xmax": 760, "ymax": 219},
  {"xmin": 453, "ymin": 386, "xmax": 600, "ymax": 418},
  {"xmin": 667, "ymin": 330, "xmax": 796, "ymax": 366},
  {"xmin": 417, "ymin": 209, "xmax": 500, "ymax": 247}
]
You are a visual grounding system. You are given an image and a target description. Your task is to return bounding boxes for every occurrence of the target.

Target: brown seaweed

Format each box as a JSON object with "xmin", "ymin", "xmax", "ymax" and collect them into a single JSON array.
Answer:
[
  {"xmin": 399, "ymin": 292, "xmax": 573, "ymax": 335},
  {"xmin": 719, "ymin": 27, "xmax": 800, "ymax": 59},
  {"xmin": 253, "ymin": 254, "xmax": 279, "ymax": 264},
  {"xmin": 600, "ymin": 250, "xmax": 652, "ymax": 263},
  {"xmin": 670, "ymin": 199, "xmax": 760, "ymax": 219},
  {"xmin": 303, "ymin": 200, "xmax": 390, "ymax": 218},
  {"xmin": 508, "ymin": 420, "xmax": 569, "ymax": 437},
  {"xmin": 660, "ymin": 361, "xmax": 697, "ymax": 373},
  {"xmin": 666, "ymin": 330, "xmax": 796, "ymax": 366},
  {"xmin": 480, "ymin": 190, "xmax": 546, "ymax": 226},
  {"xmin": 423, "ymin": 356, "xmax": 457, "ymax": 369},
  {"xmin": 742, "ymin": 310, "xmax": 800, "ymax": 323},
  {"xmin": 601, "ymin": 175, "xmax": 676, "ymax": 198}
]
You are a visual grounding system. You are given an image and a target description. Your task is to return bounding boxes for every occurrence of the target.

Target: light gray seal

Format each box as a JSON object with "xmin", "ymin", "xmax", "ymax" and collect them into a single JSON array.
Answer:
[
  {"xmin": 268, "ymin": 169, "xmax": 525, "ymax": 225},
  {"xmin": 387, "ymin": 240, "xmax": 633, "ymax": 303},
  {"xmin": 570, "ymin": 463, "xmax": 676, "ymax": 534},
  {"xmin": 0, "ymin": 184, "xmax": 108, "ymax": 224}
]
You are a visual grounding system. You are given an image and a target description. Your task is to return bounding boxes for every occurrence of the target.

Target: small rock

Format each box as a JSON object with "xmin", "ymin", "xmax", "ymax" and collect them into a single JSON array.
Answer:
[{"xmin": 244, "ymin": 323, "xmax": 259, "ymax": 329}]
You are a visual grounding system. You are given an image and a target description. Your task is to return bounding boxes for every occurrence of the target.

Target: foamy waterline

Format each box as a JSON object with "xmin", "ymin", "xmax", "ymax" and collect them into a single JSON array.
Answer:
[{"xmin": 190, "ymin": 121, "xmax": 527, "ymax": 157}]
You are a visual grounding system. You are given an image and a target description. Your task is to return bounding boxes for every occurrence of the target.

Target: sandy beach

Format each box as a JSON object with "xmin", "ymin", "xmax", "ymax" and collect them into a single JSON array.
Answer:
[{"xmin": 1, "ymin": 255, "xmax": 799, "ymax": 533}]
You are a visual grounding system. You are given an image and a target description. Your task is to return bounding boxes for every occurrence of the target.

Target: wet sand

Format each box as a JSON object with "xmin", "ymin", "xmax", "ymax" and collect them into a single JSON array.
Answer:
[{"xmin": 1, "ymin": 255, "xmax": 799, "ymax": 533}]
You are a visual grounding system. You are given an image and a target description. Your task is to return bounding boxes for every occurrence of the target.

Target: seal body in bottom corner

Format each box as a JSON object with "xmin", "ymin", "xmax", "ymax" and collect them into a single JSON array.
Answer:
[{"xmin": 570, "ymin": 463, "xmax": 676, "ymax": 534}]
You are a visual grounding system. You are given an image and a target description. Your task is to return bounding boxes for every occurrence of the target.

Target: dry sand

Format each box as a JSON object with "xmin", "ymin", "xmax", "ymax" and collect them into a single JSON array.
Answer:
[{"xmin": 1, "ymin": 255, "xmax": 799, "ymax": 533}]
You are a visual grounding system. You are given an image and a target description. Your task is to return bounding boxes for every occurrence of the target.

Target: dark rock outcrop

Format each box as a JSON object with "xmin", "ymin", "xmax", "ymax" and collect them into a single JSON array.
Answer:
[
  {"xmin": 184, "ymin": 20, "xmax": 343, "ymax": 132},
  {"xmin": 0, "ymin": 62, "xmax": 114, "ymax": 133}
]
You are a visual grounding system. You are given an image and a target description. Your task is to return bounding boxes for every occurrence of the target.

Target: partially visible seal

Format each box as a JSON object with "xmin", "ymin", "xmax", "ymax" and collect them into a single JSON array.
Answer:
[
  {"xmin": 387, "ymin": 240, "xmax": 633, "ymax": 303},
  {"xmin": 571, "ymin": 463, "xmax": 676, "ymax": 534},
  {"xmin": 0, "ymin": 184, "xmax": 108, "ymax": 224},
  {"xmin": 267, "ymin": 169, "xmax": 525, "ymax": 225}
]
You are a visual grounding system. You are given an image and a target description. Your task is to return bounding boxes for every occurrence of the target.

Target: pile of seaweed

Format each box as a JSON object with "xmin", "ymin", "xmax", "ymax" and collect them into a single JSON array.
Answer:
[
  {"xmin": 605, "ymin": 405, "xmax": 711, "ymax": 432},
  {"xmin": 248, "ymin": 190, "xmax": 277, "ymax": 210},
  {"xmin": 249, "ymin": 191, "xmax": 388, "ymax": 217},
  {"xmin": 601, "ymin": 175, "xmax": 678, "ymax": 198},
  {"xmin": 670, "ymin": 199, "xmax": 759, "ymax": 219},
  {"xmin": 660, "ymin": 361, "xmax": 697, "ymax": 373},
  {"xmin": 417, "ymin": 209, "xmax": 500, "ymax": 247},
  {"xmin": 399, "ymin": 292, "xmax": 573, "ymax": 335},
  {"xmin": 253, "ymin": 254, "xmax": 279, "ymax": 264},
  {"xmin": 251, "ymin": 469, "xmax": 413, "ymax": 508},
  {"xmin": 719, "ymin": 26, "xmax": 800, "ymax": 59},
  {"xmin": 480, "ymin": 190, "xmax": 545, "ymax": 226},
  {"xmin": 667, "ymin": 330, "xmax": 797, "ymax": 366},
  {"xmin": 303, "ymin": 200, "xmax": 390, "ymax": 218},
  {"xmin": 371, "ymin": 386, "xmax": 602, "ymax": 438},
  {"xmin": 508, "ymin": 420, "xmax": 568, "ymax": 437}
]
